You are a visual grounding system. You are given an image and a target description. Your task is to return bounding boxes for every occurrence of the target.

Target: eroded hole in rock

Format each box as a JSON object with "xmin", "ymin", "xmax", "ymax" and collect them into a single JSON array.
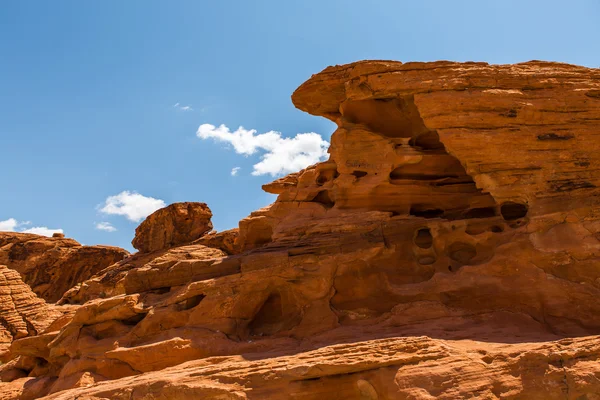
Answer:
[
  {"xmin": 121, "ymin": 313, "xmax": 146, "ymax": 326},
  {"xmin": 490, "ymin": 225, "xmax": 504, "ymax": 233},
  {"xmin": 537, "ymin": 133, "xmax": 574, "ymax": 141},
  {"xmin": 341, "ymin": 93, "xmax": 500, "ymax": 222},
  {"xmin": 448, "ymin": 242, "xmax": 477, "ymax": 264},
  {"xmin": 151, "ymin": 287, "xmax": 171, "ymax": 295},
  {"xmin": 500, "ymin": 202, "xmax": 528, "ymax": 221},
  {"xmin": 310, "ymin": 190, "xmax": 335, "ymax": 209},
  {"xmin": 352, "ymin": 170, "xmax": 368, "ymax": 179},
  {"xmin": 341, "ymin": 96, "xmax": 431, "ymax": 138},
  {"xmin": 390, "ymin": 167, "xmax": 458, "ymax": 181},
  {"xmin": 8, "ymin": 243, "xmax": 30, "ymax": 261},
  {"xmin": 509, "ymin": 220, "xmax": 526, "ymax": 229},
  {"xmin": 409, "ymin": 205, "xmax": 444, "ymax": 219},
  {"xmin": 248, "ymin": 292, "xmax": 301, "ymax": 336},
  {"xmin": 465, "ymin": 226, "xmax": 486, "ymax": 236},
  {"xmin": 418, "ymin": 256, "xmax": 436, "ymax": 265},
  {"xmin": 301, "ymin": 377, "xmax": 321, "ymax": 382},
  {"xmin": 550, "ymin": 180, "xmax": 596, "ymax": 192},
  {"xmin": 34, "ymin": 358, "xmax": 48, "ymax": 370},
  {"xmin": 414, "ymin": 228, "xmax": 433, "ymax": 249},
  {"xmin": 177, "ymin": 294, "xmax": 205, "ymax": 311},
  {"xmin": 408, "ymin": 131, "xmax": 445, "ymax": 150},
  {"xmin": 463, "ymin": 207, "xmax": 497, "ymax": 219},
  {"xmin": 316, "ymin": 169, "xmax": 339, "ymax": 186},
  {"xmin": 501, "ymin": 108, "xmax": 518, "ymax": 118}
]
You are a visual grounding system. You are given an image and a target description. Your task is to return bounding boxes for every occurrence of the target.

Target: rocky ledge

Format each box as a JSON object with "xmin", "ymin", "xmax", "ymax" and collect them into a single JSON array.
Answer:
[{"xmin": 0, "ymin": 60, "xmax": 599, "ymax": 399}]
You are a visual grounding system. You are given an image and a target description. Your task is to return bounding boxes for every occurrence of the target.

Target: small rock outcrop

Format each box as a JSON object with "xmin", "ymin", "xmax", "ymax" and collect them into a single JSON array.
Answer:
[
  {"xmin": 192, "ymin": 228, "xmax": 239, "ymax": 255},
  {"xmin": 131, "ymin": 202, "xmax": 213, "ymax": 253},
  {"xmin": 2, "ymin": 60, "xmax": 600, "ymax": 399},
  {"xmin": 0, "ymin": 232, "xmax": 128, "ymax": 302}
]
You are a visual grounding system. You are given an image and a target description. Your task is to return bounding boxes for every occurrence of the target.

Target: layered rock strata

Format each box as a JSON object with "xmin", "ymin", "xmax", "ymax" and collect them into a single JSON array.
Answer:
[
  {"xmin": 0, "ymin": 265, "xmax": 64, "ymax": 361},
  {"xmin": 0, "ymin": 232, "xmax": 128, "ymax": 302},
  {"xmin": 1, "ymin": 60, "xmax": 600, "ymax": 399}
]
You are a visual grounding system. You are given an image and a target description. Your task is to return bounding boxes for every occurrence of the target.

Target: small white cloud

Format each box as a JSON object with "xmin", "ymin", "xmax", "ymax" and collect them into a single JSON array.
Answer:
[
  {"xmin": 0, "ymin": 218, "xmax": 18, "ymax": 231},
  {"xmin": 95, "ymin": 222, "xmax": 117, "ymax": 232},
  {"xmin": 231, "ymin": 167, "xmax": 241, "ymax": 176},
  {"xmin": 99, "ymin": 191, "xmax": 166, "ymax": 222},
  {"xmin": 1, "ymin": 218, "xmax": 62, "ymax": 236},
  {"xmin": 22, "ymin": 227, "xmax": 64, "ymax": 237},
  {"xmin": 173, "ymin": 102, "xmax": 193, "ymax": 111},
  {"xmin": 196, "ymin": 124, "xmax": 329, "ymax": 176}
]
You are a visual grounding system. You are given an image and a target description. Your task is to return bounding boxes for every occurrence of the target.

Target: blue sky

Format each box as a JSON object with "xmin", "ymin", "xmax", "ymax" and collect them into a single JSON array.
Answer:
[{"xmin": 1, "ymin": 1, "xmax": 599, "ymax": 251}]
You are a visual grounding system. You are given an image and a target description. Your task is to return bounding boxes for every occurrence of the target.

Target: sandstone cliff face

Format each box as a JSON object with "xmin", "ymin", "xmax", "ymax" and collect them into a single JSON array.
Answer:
[
  {"xmin": 1, "ymin": 60, "xmax": 600, "ymax": 399},
  {"xmin": 0, "ymin": 232, "xmax": 128, "ymax": 303}
]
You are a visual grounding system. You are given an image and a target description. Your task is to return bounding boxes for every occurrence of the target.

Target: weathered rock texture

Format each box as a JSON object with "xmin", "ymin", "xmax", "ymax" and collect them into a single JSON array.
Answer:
[
  {"xmin": 1, "ymin": 60, "xmax": 600, "ymax": 399},
  {"xmin": 0, "ymin": 232, "xmax": 128, "ymax": 302},
  {"xmin": 132, "ymin": 202, "xmax": 213, "ymax": 253},
  {"xmin": 0, "ymin": 265, "xmax": 63, "ymax": 360}
]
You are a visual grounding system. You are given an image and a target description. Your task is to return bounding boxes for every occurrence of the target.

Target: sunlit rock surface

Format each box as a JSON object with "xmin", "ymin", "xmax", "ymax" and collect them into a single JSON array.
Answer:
[
  {"xmin": 2, "ymin": 60, "xmax": 600, "ymax": 399},
  {"xmin": 0, "ymin": 232, "xmax": 128, "ymax": 302}
]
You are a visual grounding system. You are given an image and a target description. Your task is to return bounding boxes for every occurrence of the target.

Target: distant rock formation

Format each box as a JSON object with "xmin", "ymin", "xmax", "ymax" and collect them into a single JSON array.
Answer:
[
  {"xmin": 0, "ymin": 265, "xmax": 63, "ymax": 361},
  {"xmin": 0, "ymin": 232, "xmax": 128, "ymax": 302},
  {"xmin": 132, "ymin": 202, "xmax": 213, "ymax": 253},
  {"xmin": 2, "ymin": 60, "xmax": 600, "ymax": 399}
]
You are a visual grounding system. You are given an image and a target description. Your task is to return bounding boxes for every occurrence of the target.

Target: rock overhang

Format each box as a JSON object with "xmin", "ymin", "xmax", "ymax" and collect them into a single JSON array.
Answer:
[{"xmin": 288, "ymin": 59, "xmax": 600, "ymax": 216}]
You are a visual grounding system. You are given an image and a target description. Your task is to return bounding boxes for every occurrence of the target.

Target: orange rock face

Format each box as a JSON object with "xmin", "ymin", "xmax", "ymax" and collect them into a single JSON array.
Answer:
[
  {"xmin": 131, "ymin": 202, "xmax": 213, "ymax": 253},
  {"xmin": 0, "ymin": 232, "xmax": 128, "ymax": 302},
  {"xmin": 0, "ymin": 265, "xmax": 64, "ymax": 361},
  {"xmin": 2, "ymin": 60, "xmax": 600, "ymax": 399}
]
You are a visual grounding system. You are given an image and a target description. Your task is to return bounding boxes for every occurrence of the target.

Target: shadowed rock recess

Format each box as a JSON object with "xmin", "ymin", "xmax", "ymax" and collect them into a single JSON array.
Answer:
[{"xmin": 1, "ymin": 60, "xmax": 600, "ymax": 399}]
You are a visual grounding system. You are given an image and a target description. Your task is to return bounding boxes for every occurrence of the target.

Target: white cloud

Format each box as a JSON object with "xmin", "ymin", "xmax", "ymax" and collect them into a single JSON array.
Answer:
[
  {"xmin": 231, "ymin": 167, "xmax": 241, "ymax": 176},
  {"xmin": 22, "ymin": 227, "xmax": 63, "ymax": 237},
  {"xmin": 0, "ymin": 218, "xmax": 18, "ymax": 231},
  {"xmin": 196, "ymin": 124, "xmax": 329, "ymax": 176},
  {"xmin": 173, "ymin": 102, "xmax": 193, "ymax": 111},
  {"xmin": 99, "ymin": 191, "xmax": 166, "ymax": 222},
  {"xmin": 95, "ymin": 222, "xmax": 117, "ymax": 232},
  {"xmin": 0, "ymin": 219, "xmax": 58, "ymax": 236}
]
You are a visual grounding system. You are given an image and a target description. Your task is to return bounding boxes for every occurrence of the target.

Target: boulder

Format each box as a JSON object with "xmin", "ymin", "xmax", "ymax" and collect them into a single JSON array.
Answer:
[{"xmin": 132, "ymin": 202, "xmax": 213, "ymax": 253}]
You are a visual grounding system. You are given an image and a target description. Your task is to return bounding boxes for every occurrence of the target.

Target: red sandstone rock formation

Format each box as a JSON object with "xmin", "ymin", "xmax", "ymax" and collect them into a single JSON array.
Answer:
[
  {"xmin": 1, "ymin": 60, "xmax": 600, "ymax": 399},
  {"xmin": 0, "ymin": 232, "xmax": 128, "ymax": 303},
  {"xmin": 131, "ymin": 202, "xmax": 213, "ymax": 253},
  {"xmin": 192, "ymin": 228, "xmax": 239, "ymax": 255},
  {"xmin": 0, "ymin": 265, "xmax": 65, "ymax": 362}
]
